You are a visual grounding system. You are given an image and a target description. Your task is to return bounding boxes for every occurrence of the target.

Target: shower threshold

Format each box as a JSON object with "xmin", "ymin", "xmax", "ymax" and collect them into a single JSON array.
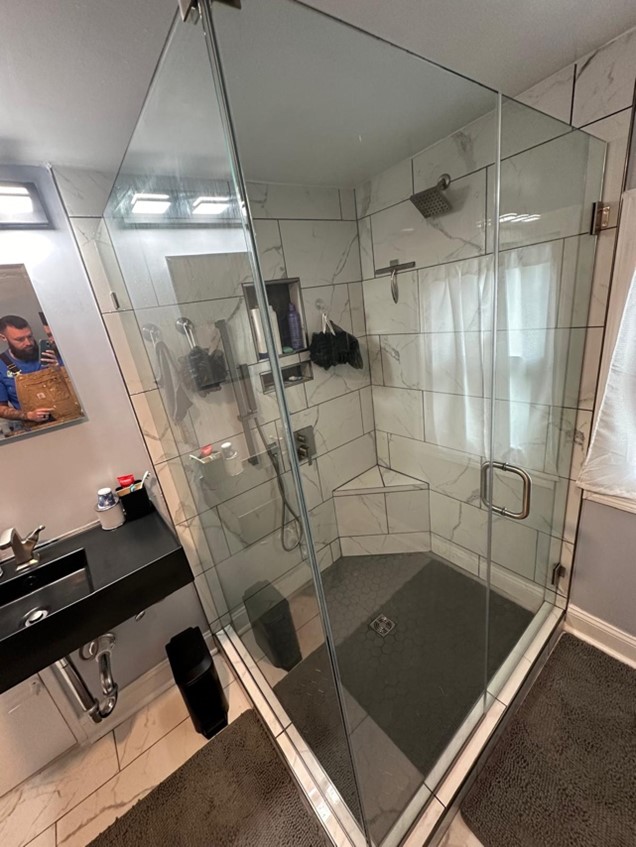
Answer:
[{"xmin": 216, "ymin": 552, "xmax": 564, "ymax": 846}]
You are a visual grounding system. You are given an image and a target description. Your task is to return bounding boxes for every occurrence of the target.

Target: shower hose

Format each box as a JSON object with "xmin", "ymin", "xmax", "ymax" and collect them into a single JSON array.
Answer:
[{"xmin": 254, "ymin": 418, "xmax": 304, "ymax": 552}]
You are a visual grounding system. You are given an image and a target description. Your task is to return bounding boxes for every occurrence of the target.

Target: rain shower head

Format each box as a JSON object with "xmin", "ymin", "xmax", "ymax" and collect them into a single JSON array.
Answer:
[{"xmin": 410, "ymin": 173, "xmax": 452, "ymax": 218}]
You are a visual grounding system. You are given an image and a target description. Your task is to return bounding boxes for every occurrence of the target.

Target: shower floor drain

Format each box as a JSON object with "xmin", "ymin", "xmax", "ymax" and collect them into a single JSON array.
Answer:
[{"xmin": 369, "ymin": 614, "xmax": 395, "ymax": 637}]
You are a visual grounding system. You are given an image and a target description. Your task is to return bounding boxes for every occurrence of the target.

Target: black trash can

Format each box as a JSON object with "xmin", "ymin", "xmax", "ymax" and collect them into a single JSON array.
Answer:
[
  {"xmin": 166, "ymin": 627, "xmax": 228, "ymax": 739},
  {"xmin": 243, "ymin": 581, "xmax": 301, "ymax": 671}
]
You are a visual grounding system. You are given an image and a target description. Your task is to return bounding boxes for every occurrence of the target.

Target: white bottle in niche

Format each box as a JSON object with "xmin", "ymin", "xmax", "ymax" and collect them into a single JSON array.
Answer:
[
  {"xmin": 221, "ymin": 441, "xmax": 243, "ymax": 477},
  {"xmin": 268, "ymin": 305, "xmax": 283, "ymax": 356}
]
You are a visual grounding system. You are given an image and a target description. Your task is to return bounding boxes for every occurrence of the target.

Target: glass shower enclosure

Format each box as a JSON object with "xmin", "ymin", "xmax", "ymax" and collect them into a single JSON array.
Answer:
[{"xmin": 99, "ymin": 1, "xmax": 606, "ymax": 844}]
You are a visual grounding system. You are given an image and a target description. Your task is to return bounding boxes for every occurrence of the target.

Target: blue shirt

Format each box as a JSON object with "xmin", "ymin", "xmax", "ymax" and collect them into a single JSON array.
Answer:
[{"xmin": 0, "ymin": 353, "xmax": 45, "ymax": 408}]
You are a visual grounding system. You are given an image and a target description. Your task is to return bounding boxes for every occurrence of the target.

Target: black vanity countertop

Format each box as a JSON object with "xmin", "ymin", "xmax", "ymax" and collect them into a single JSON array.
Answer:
[{"xmin": 0, "ymin": 511, "xmax": 193, "ymax": 694}]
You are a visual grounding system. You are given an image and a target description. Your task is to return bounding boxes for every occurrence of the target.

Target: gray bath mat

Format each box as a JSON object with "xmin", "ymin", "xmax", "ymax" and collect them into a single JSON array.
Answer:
[
  {"xmin": 88, "ymin": 710, "xmax": 331, "ymax": 847},
  {"xmin": 462, "ymin": 633, "xmax": 636, "ymax": 847}
]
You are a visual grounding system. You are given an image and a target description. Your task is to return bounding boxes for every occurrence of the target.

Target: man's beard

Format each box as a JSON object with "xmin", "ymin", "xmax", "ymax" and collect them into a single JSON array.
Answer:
[{"xmin": 9, "ymin": 342, "xmax": 38, "ymax": 362}]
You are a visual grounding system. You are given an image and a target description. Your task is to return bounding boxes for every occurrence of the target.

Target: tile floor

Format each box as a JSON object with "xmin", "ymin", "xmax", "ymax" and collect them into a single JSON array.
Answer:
[
  {"xmin": 0, "ymin": 654, "xmax": 250, "ymax": 847},
  {"xmin": 438, "ymin": 813, "xmax": 484, "ymax": 846}
]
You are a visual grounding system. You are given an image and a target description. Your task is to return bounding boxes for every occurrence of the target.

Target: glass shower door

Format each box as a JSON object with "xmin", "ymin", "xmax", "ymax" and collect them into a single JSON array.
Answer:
[
  {"xmin": 486, "ymin": 98, "xmax": 606, "ymax": 696},
  {"xmin": 208, "ymin": 1, "xmax": 500, "ymax": 843}
]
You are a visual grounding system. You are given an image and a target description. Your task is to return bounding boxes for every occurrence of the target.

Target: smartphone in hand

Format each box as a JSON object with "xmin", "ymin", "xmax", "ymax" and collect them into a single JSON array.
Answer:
[{"xmin": 39, "ymin": 339, "xmax": 56, "ymax": 365}]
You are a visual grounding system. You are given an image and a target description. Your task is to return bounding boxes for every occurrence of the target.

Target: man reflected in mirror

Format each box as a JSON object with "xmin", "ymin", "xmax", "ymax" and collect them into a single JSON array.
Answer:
[{"xmin": 0, "ymin": 314, "xmax": 55, "ymax": 423}]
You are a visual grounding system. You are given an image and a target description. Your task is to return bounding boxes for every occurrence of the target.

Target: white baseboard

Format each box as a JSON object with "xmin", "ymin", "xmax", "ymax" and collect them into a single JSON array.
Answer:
[{"xmin": 565, "ymin": 605, "xmax": 636, "ymax": 669}]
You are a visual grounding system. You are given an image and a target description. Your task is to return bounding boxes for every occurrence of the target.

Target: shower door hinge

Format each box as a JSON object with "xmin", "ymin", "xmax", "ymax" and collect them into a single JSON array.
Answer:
[
  {"xmin": 550, "ymin": 562, "xmax": 566, "ymax": 587},
  {"xmin": 590, "ymin": 201, "xmax": 611, "ymax": 235}
]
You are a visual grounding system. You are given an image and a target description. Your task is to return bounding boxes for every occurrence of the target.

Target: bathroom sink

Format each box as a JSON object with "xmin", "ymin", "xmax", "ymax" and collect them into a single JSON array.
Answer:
[{"xmin": 0, "ymin": 549, "xmax": 91, "ymax": 641}]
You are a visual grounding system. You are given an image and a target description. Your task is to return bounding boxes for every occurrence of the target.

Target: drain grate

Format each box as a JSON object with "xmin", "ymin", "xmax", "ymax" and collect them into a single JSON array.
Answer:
[{"xmin": 369, "ymin": 614, "xmax": 396, "ymax": 637}]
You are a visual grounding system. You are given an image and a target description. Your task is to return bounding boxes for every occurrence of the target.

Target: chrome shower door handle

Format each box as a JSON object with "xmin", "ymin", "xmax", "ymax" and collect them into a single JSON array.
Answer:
[{"xmin": 480, "ymin": 461, "xmax": 532, "ymax": 520}]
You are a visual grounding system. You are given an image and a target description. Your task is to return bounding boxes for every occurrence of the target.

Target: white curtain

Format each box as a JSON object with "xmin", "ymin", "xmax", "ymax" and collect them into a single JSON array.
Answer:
[{"xmin": 578, "ymin": 191, "xmax": 636, "ymax": 506}]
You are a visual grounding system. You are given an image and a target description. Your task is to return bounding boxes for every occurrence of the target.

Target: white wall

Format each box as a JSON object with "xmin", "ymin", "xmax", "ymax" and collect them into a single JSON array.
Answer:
[{"xmin": 0, "ymin": 165, "xmax": 152, "ymax": 545}]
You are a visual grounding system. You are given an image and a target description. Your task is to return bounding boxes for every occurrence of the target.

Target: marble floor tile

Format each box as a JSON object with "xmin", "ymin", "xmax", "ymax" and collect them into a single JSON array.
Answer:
[
  {"xmin": 114, "ymin": 685, "xmax": 188, "ymax": 770},
  {"xmin": 24, "ymin": 828, "xmax": 56, "ymax": 847},
  {"xmin": 56, "ymin": 681, "xmax": 249, "ymax": 847},
  {"xmin": 438, "ymin": 812, "xmax": 484, "ymax": 847},
  {"xmin": 0, "ymin": 734, "xmax": 118, "ymax": 847},
  {"xmin": 114, "ymin": 653, "xmax": 234, "ymax": 764}
]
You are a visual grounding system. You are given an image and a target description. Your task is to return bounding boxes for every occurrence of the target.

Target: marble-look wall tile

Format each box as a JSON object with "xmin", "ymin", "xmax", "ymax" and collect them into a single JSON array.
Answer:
[
  {"xmin": 359, "ymin": 385, "xmax": 375, "ymax": 433},
  {"xmin": 495, "ymin": 130, "xmax": 603, "ymax": 250},
  {"xmin": 431, "ymin": 533, "xmax": 479, "ymax": 576},
  {"xmin": 364, "ymin": 270, "xmax": 420, "ymax": 334},
  {"xmin": 577, "ymin": 326, "xmax": 603, "ymax": 410},
  {"xmin": 70, "ymin": 217, "xmax": 132, "ymax": 313},
  {"xmin": 586, "ymin": 227, "xmax": 617, "ymax": 327},
  {"xmin": 53, "ymin": 165, "xmax": 116, "ymax": 217},
  {"xmin": 373, "ymin": 385, "xmax": 424, "ymax": 440},
  {"xmin": 348, "ymin": 281, "xmax": 366, "ymax": 337},
  {"xmin": 131, "ymin": 389, "xmax": 179, "ymax": 464},
  {"xmin": 303, "ymin": 282, "xmax": 353, "ymax": 336},
  {"xmin": 557, "ymin": 234, "xmax": 596, "ymax": 328},
  {"xmin": 372, "ymin": 170, "xmax": 486, "ymax": 271},
  {"xmin": 388, "ymin": 434, "xmax": 482, "ymax": 505},
  {"xmin": 247, "ymin": 181, "xmax": 342, "ymax": 220},
  {"xmin": 341, "ymin": 532, "xmax": 431, "ymax": 557},
  {"xmin": 491, "ymin": 514, "xmax": 539, "ymax": 580},
  {"xmin": 215, "ymin": 528, "xmax": 305, "ymax": 612},
  {"xmin": 413, "ymin": 98, "xmax": 567, "ymax": 194},
  {"xmin": 308, "ymin": 497, "xmax": 338, "ymax": 547},
  {"xmin": 0, "ymin": 733, "xmax": 118, "ymax": 847},
  {"xmin": 318, "ymin": 432, "xmax": 377, "ymax": 496},
  {"xmin": 253, "ymin": 219, "xmax": 287, "ymax": 280},
  {"xmin": 430, "ymin": 492, "xmax": 538, "ymax": 578},
  {"xmin": 358, "ymin": 215, "xmax": 375, "ymax": 280},
  {"xmin": 195, "ymin": 572, "xmax": 223, "ymax": 625},
  {"xmin": 430, "ymin": 491, "xmax": 488, "ymax": 558},
  {"xmin": 572, "ymin": 27, "xmax": 636, "ymax": 126},
  {"xmin": 412, "ymin": 111, "xmax": 495, "ymax": 192},
  {"xmin": 376, "ymin": 429, "xmax": 390, "ymax": 467},
  {"xmin": 380, "ymin": 333, "xmax": 425, "ymax": 391},
  {"xmin": 155, "ymin": 457, "xmax": 198, "ymax": 524},
  {"xmin": 304, "ymin": 341, "xmax": 370, "ymax": 406},
  {"xmin": 548, "ymin": 406, "xmax": 592, "ymax": 480},
  {"xmin": 516, "ymin": 66, "xmax": 575, "ymax": 124},
  {"xmin": 355, "ymin": 158, "xmax": 413, "ymax": 218},
  {"xmin": 279, "ymin": 220, "xmax": 361, "ymax": 287},
  {"xmin": 102, "ymin": 310, "xmax": 156, "ymax": 395},
  {"xmin": 367, "ymin": 334, "xmax": 384, "ymax": 385},
  {"xmin": 290, "ymin": 391, "xmax": 363, "ymax": 458},
  {"xmin": 583, "ymin": 107, "xmax": 631, "ymax": 225},
  {"xmin": 386, "ymin": 489, "xmax": 430, "ymax": 533},
  {"xmin": 217, "ymin": 477, "xmax": 289, "ymax": 554},
  {"xmin": 166, "ymin": 251, "xmax": 253, "ymax": 304},
  {"xmin": 336, "ymin": 493, "xmax": 388, "ymax": 536}
]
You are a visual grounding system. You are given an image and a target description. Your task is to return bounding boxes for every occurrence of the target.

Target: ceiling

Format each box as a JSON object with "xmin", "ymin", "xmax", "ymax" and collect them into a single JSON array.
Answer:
[{"xmin": 0, "ymin": 0, "xmax": 635, "ymax": 184}]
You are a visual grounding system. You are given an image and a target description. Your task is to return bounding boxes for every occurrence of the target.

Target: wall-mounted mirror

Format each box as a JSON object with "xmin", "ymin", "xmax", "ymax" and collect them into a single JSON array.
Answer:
[{"xmin": 0, "ymin": 264, "xmax": 84, "ymax": 440}]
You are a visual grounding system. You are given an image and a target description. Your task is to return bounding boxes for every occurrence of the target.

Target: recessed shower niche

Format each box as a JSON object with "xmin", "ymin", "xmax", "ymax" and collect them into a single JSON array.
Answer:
[{"xmin": 243, "ymin": 277, "xmax": 308, "ymax": 359}]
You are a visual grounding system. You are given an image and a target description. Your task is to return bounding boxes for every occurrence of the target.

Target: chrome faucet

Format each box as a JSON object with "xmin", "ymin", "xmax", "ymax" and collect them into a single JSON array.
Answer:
[{"xmin": 0, "ymin": 525, "xmax": 46, "ymax": 570}]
